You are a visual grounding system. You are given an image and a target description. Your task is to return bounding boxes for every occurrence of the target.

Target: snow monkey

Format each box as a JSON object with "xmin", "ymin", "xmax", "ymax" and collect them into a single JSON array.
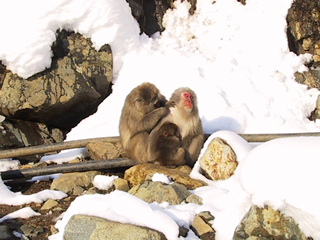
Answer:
[
  {"xmin": 119, "ymin": 82, "xmax": 172, "ymax": 162},
  {"xmin": 168, "ymin": 87, "xmax": 204, "ymax": 166},
  {"xmin": 149, "ymin": 122, "xmax": 186, "ymax": 167}
]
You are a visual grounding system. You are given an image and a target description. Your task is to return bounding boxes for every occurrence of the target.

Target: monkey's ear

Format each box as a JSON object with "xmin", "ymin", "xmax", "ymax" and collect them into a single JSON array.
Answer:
[{"xmin": 163, "ymin": 131, "xmax": 168, "ymax": 137}]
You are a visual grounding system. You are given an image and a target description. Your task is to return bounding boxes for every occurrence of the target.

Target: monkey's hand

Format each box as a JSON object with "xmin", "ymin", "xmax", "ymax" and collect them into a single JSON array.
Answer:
[{"xmin": 165, "ymin": 100, "xmax": 176, "ymax": 108}]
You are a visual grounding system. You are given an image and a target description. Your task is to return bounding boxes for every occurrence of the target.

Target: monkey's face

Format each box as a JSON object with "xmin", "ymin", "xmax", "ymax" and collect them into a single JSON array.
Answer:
[
  {"xmin": 160, "ymin": 123, "xmax": 182, "ymax": 141},
  {"xmin": 170, "ymin": 87, "xmax": 198, "ymax": 114},
  {"xmin": 134, "ymin": 83, "xmax": 161, "ymax": 113},
  {"xmin": 182, "ymin": 92, "xmax": 194, "ymax": 109}
]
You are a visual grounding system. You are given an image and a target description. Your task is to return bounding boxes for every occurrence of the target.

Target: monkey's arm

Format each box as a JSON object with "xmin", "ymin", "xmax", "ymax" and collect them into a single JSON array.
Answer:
[
  {"xmin": 188, "ymin": 134, "xmax": 204, "ymax": 163},
  {"xmin": 135, "ymin": 107, "xmax": 169, "ymax": 134}
]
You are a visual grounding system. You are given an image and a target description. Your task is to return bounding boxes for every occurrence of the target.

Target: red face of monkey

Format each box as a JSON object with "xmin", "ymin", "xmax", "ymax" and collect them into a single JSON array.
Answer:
[{"xmin": 182, "ymin": 92, "xmax": 194, "ymax": 109}]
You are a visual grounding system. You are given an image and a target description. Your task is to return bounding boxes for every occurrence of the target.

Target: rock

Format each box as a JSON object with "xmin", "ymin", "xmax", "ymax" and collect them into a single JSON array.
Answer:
[
  {"xmin": 0, "ymin": 118, "xmax": 64, "ymax": 162},
  {"xmin": 127, "ymin": 0, "xmax": 196, "ymax": 36},
  {"xmin": 0, "ymin": 225, "xmax": 14, "ymax": 240},
  {"xmin": 191, "ymin": 213, "xmax": 215, "ymax": 239},
  {"xmin": 51, "ymin": 171, "xmax": 101, "ymax": 194},
  {"xmin": 185, "ymin": 193, "xmax": 203, "ymax": 205},
  {"xmin": 287, "ymin": 0, "xmax": 320, "ymax": 64},
  {"xmin": 86, "ymin": 141, "xmax": 125, "ymax": 160},
  {"xmin": 41, "ymin": 199, "xmax": 59, "ymax": 211},
  {"xmin": 0, "ymin": 30, "xmax": 113, "ymax": 131},
  {"xmin": 20, "ymin": 223, "xmax": 44, "ymax": 239},
  {"xmin": 128, "ymin": 181, "xmax": 193, "ymax": 204},
  {"xmin": 199, "ymin": 137, "xmax": 238, "ymax": 181},
  {"xmin": 63, "ymin": 214, "xmax": 167, "ymax": 240},
  {"xmin": 113, "ymin": 178, "xmax": 130, "ymax": 192},
  {"xmin": 124, "ymin": 163, "xmax": 207, "ymax": 190},
  {"xmin": 233, "ymin": 205, "xmax": 309, "ymax": 240}
]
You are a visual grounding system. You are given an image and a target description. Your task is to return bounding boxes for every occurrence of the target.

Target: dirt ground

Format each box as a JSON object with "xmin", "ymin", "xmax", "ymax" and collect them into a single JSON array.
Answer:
[{"xmin": 0, "ymin": 169, "xmax": 125, "ymax": 240}]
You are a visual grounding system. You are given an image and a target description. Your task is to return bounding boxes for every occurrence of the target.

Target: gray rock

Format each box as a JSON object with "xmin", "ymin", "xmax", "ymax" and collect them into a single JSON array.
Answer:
[
  {"xmin": 185, "ymin": 194, "xmax": 203, "ymax": 205},
  {"xmin": 0, "ymin": 30, "xmax": 113, "ymax": 131},
  {"xmin": 51, "ymin": 171, "xmax": 101, "ymax": 194},
  {"xmin": 63, "ymin": 214, "xmax": 167, "ymax": 240},
  {"xmin": 128, "ymin": 181, "xmax": 192, "ymax": 205},
  {"xmin": 233, "ymin": 205, "xmax": 309, "ymax": 240},
  {"xmin": 0, "ymin": 118, "xmax": 64, "ymax": 162},
  {"xmin": 86, "ymin": 141, "xmax": 125, "ymax": 160},
  {"xmin": 20, "ymin": 223, "xmax": 44, "ymax": 239},
  {"xmin": 0, "ymin": 225, "xmax": 14, "ymax": 240}
]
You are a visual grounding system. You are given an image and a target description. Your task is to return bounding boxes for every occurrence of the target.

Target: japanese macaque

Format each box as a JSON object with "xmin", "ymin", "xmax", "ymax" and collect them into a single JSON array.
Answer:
[
  {"xmin": 167, "ymin": 87, "xmax": 204, "ymax": 166},
  {"xmin": 149, "ymin": 122, "xmax": 186, "ymax": 167},
  {"xmin": 119, "ymin": 82, "xmax": 170, "ymax": 162}
]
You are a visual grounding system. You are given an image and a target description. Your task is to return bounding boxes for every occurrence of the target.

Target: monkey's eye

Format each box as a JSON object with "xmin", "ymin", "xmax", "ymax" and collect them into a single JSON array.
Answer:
[
  {"xmin": 154, "ymin": 101, "xmax": 160, "ymax": 108},
  {"xmin": 163, "ymin": 131, "xmax": 168, "ymax": 137},
  {"xmin": 183, "ymin": 92, "xmax": 193, "ymax": 101}
]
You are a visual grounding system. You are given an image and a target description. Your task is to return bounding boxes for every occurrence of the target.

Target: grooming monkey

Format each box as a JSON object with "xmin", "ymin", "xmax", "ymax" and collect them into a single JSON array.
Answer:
[{"xmin": 119, "ymin": 82, "xmax": 171, "ymax": 162}]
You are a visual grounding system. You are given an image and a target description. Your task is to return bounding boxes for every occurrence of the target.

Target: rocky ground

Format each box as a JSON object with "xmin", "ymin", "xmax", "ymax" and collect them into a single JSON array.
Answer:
[{"xmin": 0, "ymin": 167, "xmax": 125, "ymax": 240}]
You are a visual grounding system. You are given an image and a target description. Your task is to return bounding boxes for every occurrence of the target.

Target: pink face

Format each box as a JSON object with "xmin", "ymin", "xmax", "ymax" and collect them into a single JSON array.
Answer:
[{"xmin": 182, "ymin": 92, "xmax": 194, "ymax": 109}]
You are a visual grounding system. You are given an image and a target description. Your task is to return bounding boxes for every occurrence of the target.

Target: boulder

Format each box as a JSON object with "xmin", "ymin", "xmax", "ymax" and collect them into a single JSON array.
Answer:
[
  {"xmin": 0, "ymin": 118, "xmax": 64, "ymax": 162},
  {"xmin": 0, "ymin": 30, "xmax": 113, "ymax": 132},
  {"xmin": 128, "ymin": 181, "xmax": 195, "ymax": 204},
  {"xmin": 199, "ymin": 137, "xmax": 238, "ymax": 181},
  {"xmin": 124, "ymin": 163, "xmax": 207, "ymax": 190},
  {"xmin": 51, "ymin": 171, "xmax": 101, "ymax": 195},
  {"xmin": 127, "ymin": 0, "xmax": 196, "ymax": 36},
  {"xmin": 287, "ymin": 0, "xmax": 320, "ymax": 65},
  {"xmin": 233, "ymin": 205, "xmax": 309, "ymax": 240},
  {"xmin": 86, "ymin": 141, "xmax": 125, "ymax": 160},
  {"xmin": 63, "ymin": 214, "xmax": 167, "ymax": 240}
]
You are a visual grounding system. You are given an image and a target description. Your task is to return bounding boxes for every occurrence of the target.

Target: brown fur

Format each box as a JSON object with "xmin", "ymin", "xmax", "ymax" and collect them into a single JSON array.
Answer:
[
  {"xmin": 168, "ymin": 87, "xmax": 204, "ymax": 166},
  {"xmin": 149, "ymin": 122, "xmax": 186, "ymax": 167},
  {"xmin": 119, "ymin": 82, "xmax": 169, "ymax": 162}
]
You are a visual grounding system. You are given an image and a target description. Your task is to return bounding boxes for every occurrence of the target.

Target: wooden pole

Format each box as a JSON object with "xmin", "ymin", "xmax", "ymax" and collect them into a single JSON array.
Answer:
[
  {"xmin": 0, "ymin": 158, "xmax": 137, "ymax": 180},
  {"xmin": 0, "ymin": 136, "xmax": 120, "ymax": 159},
  {"xmin": 1, "ymin": 132, "xmax": 320, "ymax": 160}
]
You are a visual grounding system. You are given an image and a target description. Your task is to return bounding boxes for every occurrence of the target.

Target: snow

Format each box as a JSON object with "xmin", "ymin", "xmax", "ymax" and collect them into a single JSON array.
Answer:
[
  {"xmin": 0, "ymin": 0, "xmax": 320, "ymax": 239},
  {"xmin": 0, "ymin": 207, "xmax": 41, "ymax": 223},
  {"xmin": 152, "ymin": 173, "xmax": 173, "ymax": 184},
  {"xmin": 0, "ymin": 175, "xmax": 67, "ymax": 206},
  {"xmin": 93, "ymin": 175, "xmax": 118, "ymax": 190}
]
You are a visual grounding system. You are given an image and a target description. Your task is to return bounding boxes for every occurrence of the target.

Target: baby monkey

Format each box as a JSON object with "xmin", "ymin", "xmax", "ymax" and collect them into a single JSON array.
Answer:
[{"xmin": 150, "ymin": 122, "xmax": 186, "ymax": 167}]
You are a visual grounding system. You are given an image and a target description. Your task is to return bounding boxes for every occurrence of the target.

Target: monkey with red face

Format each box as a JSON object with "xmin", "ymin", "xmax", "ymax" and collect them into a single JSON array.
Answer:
[{"xmin": 167, "ymin": 87, "xmax": 204, "ymax": 166}]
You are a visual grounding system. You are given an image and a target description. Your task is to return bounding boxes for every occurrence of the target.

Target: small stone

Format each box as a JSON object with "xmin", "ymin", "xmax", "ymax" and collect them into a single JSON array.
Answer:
[
  {"xmin": 113, "ymin": 178, "xmax": 129, "ymax": 192},
  {"xmin": 191, "ymin": 215, "xmax": 215, "ymax": 238},
  {"xmin": 41, "ymin": 199, "xmax": 58, "ymax": 211},
  {"xmin": 185, "ymin": 194, "xmax": 203, "ymax": 205},
  {"xmin": 85, "ymin": 187, "xmax": 98, "ymax": 195},
  {"xmin": 198, "ymin": 211, "xmax": 215, "ymax": 223}
]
